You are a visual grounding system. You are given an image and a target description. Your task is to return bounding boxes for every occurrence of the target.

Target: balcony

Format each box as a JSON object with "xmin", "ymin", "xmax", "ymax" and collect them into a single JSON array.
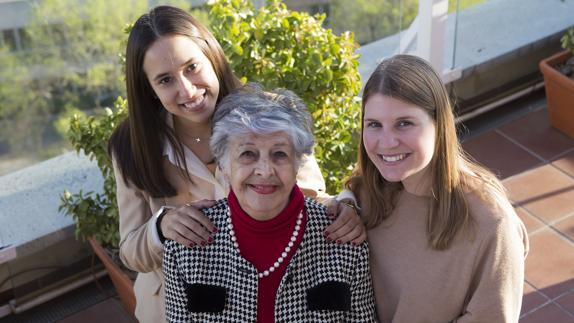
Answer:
[{"xmin": 0, "ymin": 0, "xmax": 573, "ymax": 322}]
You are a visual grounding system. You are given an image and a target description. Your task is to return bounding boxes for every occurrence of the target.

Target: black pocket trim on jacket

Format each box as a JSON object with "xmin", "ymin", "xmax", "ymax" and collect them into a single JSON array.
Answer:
[
  {"xmin": 306, "ymin": 281, "xmax": 351, "ymax": 311},
  {"xmin": 185, "ymin": 283, "xmax": 227, "ymax": 313}
]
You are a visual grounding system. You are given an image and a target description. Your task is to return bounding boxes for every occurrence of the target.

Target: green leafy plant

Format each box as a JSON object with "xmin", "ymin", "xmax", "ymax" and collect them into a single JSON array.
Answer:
[
  {"xmin": 61, "ymin": 0, "xmax": 363, "ymax": 247},
  {"xmin": 561, "ymin": 27, "xmax": 574, "ymax": 55},
  {"xmin": 210, "ymin": 0, "xmax": 362, "ymax": 193},
  {"xmin": 59, "ymin": 98, "xmax": 127, "ymax": 247}
]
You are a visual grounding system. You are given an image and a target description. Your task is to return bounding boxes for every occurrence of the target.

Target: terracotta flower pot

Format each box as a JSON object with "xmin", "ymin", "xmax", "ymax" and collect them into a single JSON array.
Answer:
[
  {"xmin": 88, "ymin": 238, "xmax": 136, "ymax": 316},
  {"xmin": 539, "ymin": 50, "xmax": 574, "ymax": 139}
]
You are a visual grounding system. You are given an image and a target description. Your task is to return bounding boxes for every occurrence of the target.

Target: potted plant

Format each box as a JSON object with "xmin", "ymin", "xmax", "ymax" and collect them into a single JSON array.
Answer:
[
  {"xmin": 59, "ymin": 97, "xmax": 137, "ymax": 315},
  {"xmin": 539, "ymin": 27, "xmax": 574, "ymax": 139}
]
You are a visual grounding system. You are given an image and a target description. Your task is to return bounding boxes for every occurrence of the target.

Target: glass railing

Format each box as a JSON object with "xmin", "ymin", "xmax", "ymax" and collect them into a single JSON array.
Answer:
[
  {"xmin": 448, "ymin": 0, "xmax": 491, "ymax": 73},
  {"xmin": 0, "ymin": 1, "xmax": 140, "ymax": 176}
]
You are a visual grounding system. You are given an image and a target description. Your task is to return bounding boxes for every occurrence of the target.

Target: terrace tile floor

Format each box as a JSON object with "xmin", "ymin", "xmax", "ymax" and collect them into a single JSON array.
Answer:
[
  {"xmin": 462, "ymin": 95, "xmax": 574, "ymax": 322},
  {"xmin": 3, "ymin": 91, "xmax": 573, "ymax": 322}
]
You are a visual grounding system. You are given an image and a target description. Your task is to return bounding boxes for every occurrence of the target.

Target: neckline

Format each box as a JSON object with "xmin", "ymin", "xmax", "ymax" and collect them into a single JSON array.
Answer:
[
  {"xmin": 227, "ymin": 186, "xmax": 304, "ymax": 228},
  {"xmin": 163, "ymin": 113, "xmax": 224, "ymax": 187},
  {"xmin": 402, "ymin": 188, "xmax": 431, "ymax": 198},
  {"xmin": 227, "ymin": 208, "xmax": 304, "ymax": 279}
]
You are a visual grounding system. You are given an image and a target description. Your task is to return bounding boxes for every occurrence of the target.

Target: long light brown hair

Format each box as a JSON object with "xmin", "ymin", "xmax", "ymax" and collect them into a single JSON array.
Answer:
[
  {"xmin": 109, "ymin": 5, "xmax": 241, "ymax": 197},
  {"xmin": 347, "ymin": 55, "xmax": 508, "ymax": 250}
]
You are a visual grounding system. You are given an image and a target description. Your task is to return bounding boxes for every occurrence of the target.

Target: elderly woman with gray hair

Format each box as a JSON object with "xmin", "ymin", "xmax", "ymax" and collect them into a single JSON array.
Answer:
[{"xmin": 164, "ymin": 84, "xmax": 376, "ymax": 322}]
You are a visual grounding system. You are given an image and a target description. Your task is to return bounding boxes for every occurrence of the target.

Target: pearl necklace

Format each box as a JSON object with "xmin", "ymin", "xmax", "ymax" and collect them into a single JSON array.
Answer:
[{"xmin": 227, "ymin": 209, "xmax": 303, "ymax": 278}]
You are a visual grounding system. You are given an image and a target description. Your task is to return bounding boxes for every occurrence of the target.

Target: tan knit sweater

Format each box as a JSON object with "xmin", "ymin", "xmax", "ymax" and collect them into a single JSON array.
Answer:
[{"xmin": 368, "ymin": 190, "xmax": 528, "ymax": 323}]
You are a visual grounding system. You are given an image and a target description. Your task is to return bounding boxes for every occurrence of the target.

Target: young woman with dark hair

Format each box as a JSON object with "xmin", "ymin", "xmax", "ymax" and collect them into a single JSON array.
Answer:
[{"xmin": 108, "ymin": 6, "xmax": 364, "ymax": 322}]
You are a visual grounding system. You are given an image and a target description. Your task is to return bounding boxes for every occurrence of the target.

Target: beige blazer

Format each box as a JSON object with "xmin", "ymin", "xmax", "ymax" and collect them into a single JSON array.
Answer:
[{"xmin": 114, "ymin": 141, "xmax": 327, "ymax": 323}]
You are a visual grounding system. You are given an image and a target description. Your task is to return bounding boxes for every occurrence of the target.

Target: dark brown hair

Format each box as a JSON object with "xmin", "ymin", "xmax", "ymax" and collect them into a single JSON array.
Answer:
[
  {"xmin": 348, "ymin": 55, "xmax": 508, "ymax": 250},
  {"xmin": 109, "ymin": 5, "xmax": 240, "ymax": 197}
]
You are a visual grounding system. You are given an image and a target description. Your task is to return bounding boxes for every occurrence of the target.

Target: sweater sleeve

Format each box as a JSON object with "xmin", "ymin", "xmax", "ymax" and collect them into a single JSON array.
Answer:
[
  {"xmin": 114, "ymin": 158, "xmax": 164, "ymax": 273},
  {"xmin": 455, "ymin": 208, "xmax": 528, "ymax": 323},
  {"xmin": 348, "ymin": 243, "xmax": 378, "ymax": 322}
]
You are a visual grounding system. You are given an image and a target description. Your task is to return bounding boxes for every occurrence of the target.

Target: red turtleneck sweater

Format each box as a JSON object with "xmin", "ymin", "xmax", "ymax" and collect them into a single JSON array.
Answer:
[{"xmin": 227, "ymin": 186, "xmax": 307, "ymax": 323}]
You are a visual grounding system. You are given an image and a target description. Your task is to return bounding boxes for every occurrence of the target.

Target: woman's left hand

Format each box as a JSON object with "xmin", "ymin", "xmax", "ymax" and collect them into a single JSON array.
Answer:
[{"xmin": 324, "ymin": 198, "xmax": 366, "ymax": 245}]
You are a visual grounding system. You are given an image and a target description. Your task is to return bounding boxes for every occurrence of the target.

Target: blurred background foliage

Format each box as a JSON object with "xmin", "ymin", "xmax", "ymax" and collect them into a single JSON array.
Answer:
[{"xmin": 0, "ymin": 0, "xmax": 190, "ymax": 171}]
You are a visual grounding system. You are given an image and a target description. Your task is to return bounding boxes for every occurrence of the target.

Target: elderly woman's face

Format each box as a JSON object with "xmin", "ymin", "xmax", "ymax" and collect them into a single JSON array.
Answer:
[{"xmin": 225, "ymin": 131, "xmax": 298, "ymax": 220}]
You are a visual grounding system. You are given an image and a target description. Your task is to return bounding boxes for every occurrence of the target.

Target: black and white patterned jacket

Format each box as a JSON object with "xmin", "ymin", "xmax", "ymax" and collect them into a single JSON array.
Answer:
[{"xmin": 164, "ymin": 198, "xmax": 377, "ymax": 322}]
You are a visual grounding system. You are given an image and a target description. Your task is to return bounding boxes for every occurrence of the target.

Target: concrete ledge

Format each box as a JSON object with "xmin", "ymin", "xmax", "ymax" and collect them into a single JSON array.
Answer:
[
  {"xmin": 0, "ymin": 152, "xmax": 103, "ymax": 292},
  {"xmin": 0, "ymin": 151, "xmax": 103, "ymax": 254}
]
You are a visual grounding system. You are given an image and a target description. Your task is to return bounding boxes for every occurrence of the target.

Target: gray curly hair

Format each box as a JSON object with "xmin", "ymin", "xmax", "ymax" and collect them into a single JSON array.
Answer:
[{"xmin": 210, "ymin": 83, "xmax": 314, "ymax": 172}]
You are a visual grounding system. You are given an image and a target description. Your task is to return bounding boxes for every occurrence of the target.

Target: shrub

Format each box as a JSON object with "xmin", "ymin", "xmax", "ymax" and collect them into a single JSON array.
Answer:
[
  {"xmin": 210, "ymin": 0, "xmax": 361, "ymax": 193},
  {"xmin": 59, "ymin": 98, "xmax": 127, "ymax": 247}
]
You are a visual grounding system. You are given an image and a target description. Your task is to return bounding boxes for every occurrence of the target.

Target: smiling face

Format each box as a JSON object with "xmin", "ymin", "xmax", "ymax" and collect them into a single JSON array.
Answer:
[
  {"xmin": 224, "ymin": 132, "xmax": 298, "ymax": 220},
  {"xmin": 143, "ymin": 35, "xmax": 220, "ymax": 126},
  {"xmin": 363, "ymin": 94, "xmax": 437, "ymax": 194}
]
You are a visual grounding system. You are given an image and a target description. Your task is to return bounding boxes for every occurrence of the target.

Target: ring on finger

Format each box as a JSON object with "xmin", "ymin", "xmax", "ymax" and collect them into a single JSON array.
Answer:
[{"xmin": 340, "ymin": 201, "xmax": 359, "ymax": 216}]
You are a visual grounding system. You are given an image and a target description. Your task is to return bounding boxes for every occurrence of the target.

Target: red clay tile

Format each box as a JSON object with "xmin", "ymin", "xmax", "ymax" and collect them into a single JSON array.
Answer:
[
  {"xmin": 554, "ymin": 214, "xmax": 574, "ymax": 243},
  {"xmin": 499, "ymin": 109, "xmax": 574, "ymax": 161},
  {"xmin": 462, "ymin": 130, "xmax": 542, "ymax": 179},
  {"xmin": 557, "ymin": 291, "xmax": 574, "ymax": 317},
  {"xmin": 522, "ymin": 282, "xmax": 550, "ymax": 316},
  {"xmin": 57, "ymin": 298, "xmax": 136, "ymax": 323},
  {"xmin": 515, "ymin": 207, "xmax": 546, "ymax": 234},
  {"xmin": 503, "ymin": 165, "xmax": 574, "ymax": 223},
  {"xmin": 524, "ymin": 228, "xmax": 574, "ymax": 299},
  {"xmin": 519, "ymin": 302, "xmax": 574, "ymax": 323},
  {"xmin": 553, "ymin": 150, "xmax": 574, "ymax": 178}
]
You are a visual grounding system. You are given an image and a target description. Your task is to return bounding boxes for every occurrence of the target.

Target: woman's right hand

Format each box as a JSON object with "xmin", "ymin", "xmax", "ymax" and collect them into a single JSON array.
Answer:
[{"xmin": 160, "ymin": 199, "xmax": 217, "ymax": 248}]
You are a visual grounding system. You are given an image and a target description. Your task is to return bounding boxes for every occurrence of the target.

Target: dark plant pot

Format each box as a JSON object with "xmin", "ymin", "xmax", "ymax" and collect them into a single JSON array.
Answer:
[
  {"xmin": 539, "ymin": 50, "xmax": 574, "ymax": 139},
  {"xmin": 89, "ymin": 238, "xmax": 136, "ymax": 316}
]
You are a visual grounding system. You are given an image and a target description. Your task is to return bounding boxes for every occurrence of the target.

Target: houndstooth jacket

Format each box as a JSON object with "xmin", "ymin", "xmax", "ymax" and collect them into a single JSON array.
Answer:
[{"xmin": 164, "ymin": 198, "xmax": 377, "ymax": 323}]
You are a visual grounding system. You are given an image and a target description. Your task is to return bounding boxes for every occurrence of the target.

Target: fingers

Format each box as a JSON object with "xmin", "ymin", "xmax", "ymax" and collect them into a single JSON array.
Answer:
[
  {"xmin": 350, "ymin": 228, "xmax": 367, "ymax": 245},
  {"xmin": 324, "ymin": 203, "xmax": 366, "ymax": 245},
  {"xmin": 173, "ymin": 212, "xmax": 213, "ymax": 242},
  {"xmin": 183, "ymin": 203, "xmax": 217, "ymax": 233},
  {"xmin": 324, "ymin": 212, "xmax": 354, "ymax": 243},
  {"xmin": 161, "ymin": 205, "xmax": 217, "ymax": 248},
  {"xmin": 187, "ymin": 199, "xmax": 217, "ymax": 210},
  {"xmin": 325, "ymin": 198, "xmax": 338, "ymax": 218},
  {"xmin": 169, "ymin": 229, "xmax": 205, "ymax": 249}
]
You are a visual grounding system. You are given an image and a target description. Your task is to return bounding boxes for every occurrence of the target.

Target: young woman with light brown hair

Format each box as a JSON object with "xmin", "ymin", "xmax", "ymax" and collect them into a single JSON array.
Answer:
[{"xmin": 348, "ymin": 54, "xmax": 529, "ymax": 322}]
